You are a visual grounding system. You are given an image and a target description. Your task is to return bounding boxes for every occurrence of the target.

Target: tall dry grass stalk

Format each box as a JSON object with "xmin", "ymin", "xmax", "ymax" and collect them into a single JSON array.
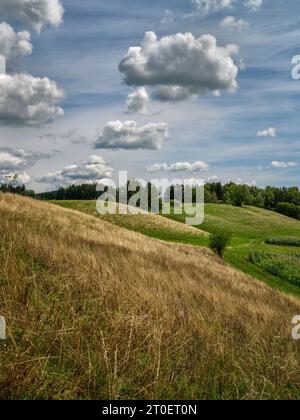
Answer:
[{"xmin": 0, "ymin": 193, "xmax": 300, "ymax": 400}]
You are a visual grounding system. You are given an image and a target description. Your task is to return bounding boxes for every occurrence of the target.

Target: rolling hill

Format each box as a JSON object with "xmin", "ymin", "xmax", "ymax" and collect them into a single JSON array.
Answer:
[
  {"xmin": 183, "ymin": 203, "xmax": 300, "ymax": 239},
  {"xmin": 1, "ymin": 194, "xmax": 300, "ymax": 400},
  {"xmin": 51, "ymin": 200, "xmax": 208, "ymax": 246},
  {"xmin": 54, "ymin": 200, "xmax": 300, "ymax": 296},
  {"xmin": 167, "ymin": 204, "xmax": 300, "ymax": 296}
]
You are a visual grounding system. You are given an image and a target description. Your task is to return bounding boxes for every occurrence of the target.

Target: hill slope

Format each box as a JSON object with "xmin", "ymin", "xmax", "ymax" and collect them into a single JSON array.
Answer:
[
  {"xmin": 52, "ymin": 200, "xmax": 208, "ymax": 245},
  {"xmin": 53, "ymin": 201, "xmax": 300, "ymax": 296},
  {"xmin": 166, "ymin": 204, "xmax": 300, "ymax": 296},
  {"xmin": 200, "ymin": 204, "xmax": 300, "ymax": 238},
  {"xmin": 1, "ymin": 194, "xmax": 300, "ymax": 400}
]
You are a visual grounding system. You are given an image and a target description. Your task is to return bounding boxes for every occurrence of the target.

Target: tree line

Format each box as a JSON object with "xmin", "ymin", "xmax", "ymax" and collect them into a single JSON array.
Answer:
[
  {"xmin": 2, "ymin": 179, "xmax": 300, "ymax": 220},
  {"xmin": 205, "ymin": 182, "xmax": 300, "ymax": 220}
]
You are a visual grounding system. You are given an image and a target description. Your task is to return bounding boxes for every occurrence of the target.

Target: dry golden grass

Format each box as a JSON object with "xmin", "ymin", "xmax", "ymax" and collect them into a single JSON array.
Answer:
[
  {"xmin": 53, "ymin": 200, "xmax": 208, "ymax": 239},
  {"xmin": 0, "ymin": 193, "xmax": 300, "ymax": 400}
]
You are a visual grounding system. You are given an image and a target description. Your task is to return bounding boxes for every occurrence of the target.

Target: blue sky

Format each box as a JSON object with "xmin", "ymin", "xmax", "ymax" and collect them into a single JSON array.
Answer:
[{"xmin": 1, "ymin": 0, "xmax": 300, "ymax": 191}]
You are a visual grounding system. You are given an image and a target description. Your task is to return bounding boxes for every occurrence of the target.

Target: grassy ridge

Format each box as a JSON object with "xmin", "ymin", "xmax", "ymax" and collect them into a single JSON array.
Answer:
[
  {"xmin": 163, "ymin": 204, "xmax": 300, "ymax": 296},
  {"xmin": 53, "ymin": 200, "xmax": 300, "ymax": 297},
  {"xmin": 170, "ymin": 204, "xmax": 300, "ymax": 238},
  {"xmin": 51, "ymin": 200, "xmax": 209, "ymax": 246},
  {"xmin": 1, "ymin": 194, "xmax": 300, "ymax": 400}
]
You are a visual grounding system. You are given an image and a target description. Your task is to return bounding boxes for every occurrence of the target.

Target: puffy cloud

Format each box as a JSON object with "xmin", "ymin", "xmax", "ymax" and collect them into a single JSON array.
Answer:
[
  {"xmin": 39, "ymin": 155, "xmax": 114, "ymax": 185},
  {"xmin": 192, "ymin": 0, "xmax": 235, "ymax": 16},
  {"xmin": 0, "ymin": 148, "xmax": 49, "ymax": 171},
  {"xmin": 16, "ymin": 171, "xmax": 30, "ymax": 184},
  {"xmin": 0, "ymin": 73, "xmax": 64, "ymax": 126},
  {"xmin": 0, "ymin": 4, "xmax": 64, "ymax": 126},
  {"xmin": 245, "ymin": 0, "xmax": 263, "ymax": 11},
  {"xmin": 0, "ymin": 171, "xmax": 30, "ymax": 185},
  {"xmin": 257, "ymin": 127, "xmax": 277, "ymax": 138},
  {"xmin": 220, "ymin": 16, "xmax": 249, "ymax": 30},
  {"xmin": 119, "ymin": 32, "xmax": 239, "ymax": 102},
  {"xmin": 0, "ymin": 0, "xmax": 64, "ymax": 32},
  {"xmin": 125, "ymin": 87, "xmax": 151, "ymax": 115},
  {"xmin": 0, "ymin": 23, "xmax": 32, "ymax": 62},
  {"xmin": 147, "ymin": 161, "xmax": 209, "ymax": 172},
  {"xmin": 94, "ymin": 120, "xmax": 169, "ymax": 150},
  {"xmin": 0, "ymin": 151, "xmax": 25, "ymax": 171},
  {"xmin": 271, "ymin": 161, "xmax": 297, "ymax": 169},
  {"xmin": 0, "ymin": 148, "xmax": 48, "ymax": 185}
]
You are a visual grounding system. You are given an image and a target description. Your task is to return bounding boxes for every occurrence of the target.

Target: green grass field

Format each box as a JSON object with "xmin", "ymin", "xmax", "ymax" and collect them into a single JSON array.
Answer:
[{"xmin": 52, "ymin": 200, "xmax": 300, "ymax": 297}]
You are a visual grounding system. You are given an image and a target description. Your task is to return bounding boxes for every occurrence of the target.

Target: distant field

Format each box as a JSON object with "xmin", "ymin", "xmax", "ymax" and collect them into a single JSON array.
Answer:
[
  {"xmin": 2, "ymin": 194, "xmax": 300, "ymax": 400},
  {"xmin": 52, "ymin": 200, "xmax": 300, "ymax": 297},
  {"xmin": 169, "ymin": 204, "xmax": 300, "ymax": 239}
]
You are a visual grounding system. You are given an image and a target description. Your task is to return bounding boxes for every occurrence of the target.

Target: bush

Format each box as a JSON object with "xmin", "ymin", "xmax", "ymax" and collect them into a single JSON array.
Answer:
[
  {"xmin": 209, "ymin": 232, "xmax": 231, "ymax": 257},
  {"xmin": 265, "ymin": 238, "xmax": 300, "ymax": 247}
]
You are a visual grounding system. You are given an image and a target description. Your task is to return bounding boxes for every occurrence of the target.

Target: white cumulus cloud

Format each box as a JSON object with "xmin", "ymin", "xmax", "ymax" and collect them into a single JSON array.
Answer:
[
  {"xmin": 0, "ymin": 151, "xmax": 25, "ymax": 171},
  {"xmin": 0, "ymin": 171, "xmax": 30, "ymax": 185},
  {"xmin": 125, "ymin": 87, "xmax": 151, "ymax": 115},
  {"xmin": 147, "ymin": 161, "xmax": 209, "ymax": 172},
  {"xmin": 0, "ymin": 73, "xmax": 64, "ymax": 126},
  {"xmin": 119, "ymin": 31, "xmax": 239, "ymax": 102},
  {"xmin": 16, "ymin": 171, "xmax": 30, "ymax": 184},
  {"xmin": 0, "ymin": 0, "xmax": 64, "ymax": 32},
  {"xmin": 0, "ymin": 147, "xmax": 49, "ymax": 170},
  {"xmin": 0, "ymin": 148, "xmax": 48, "ymax": 185},
  {"xmin": 0, "ymin": 22, "xmax": 32, "ymax": 62},
  {"xmin": 94, "ymin": 120, "xmax": 169, "ymax": 150},
  {"xmin": 257, "ymin": 127, "xmax": 277, "ymax": 138},
  {"xmin": 39, "ymin": 155, "xmax": 114, "ymax": 185},
  {"xmin": 271, "ymin": 161, "xmax": 297, "ymax": 169}
]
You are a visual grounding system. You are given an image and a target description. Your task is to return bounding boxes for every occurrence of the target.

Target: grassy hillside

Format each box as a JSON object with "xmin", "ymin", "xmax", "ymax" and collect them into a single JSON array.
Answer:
[
  {"xmin": 54, "ymin": 200, "xmax": 300, "ymax": 297},
  {"xmin": 51, "ymin": 200, "xmax": 208, "ymax": 246},
  {"xmin": 166, "ymin": 204, "xmax": 300, "ymax": 296},
  {"xmin": 1, "ymin": 194, "xmax": 300, "ymax": 400},
  {"xmin": 193, "ymin": 204, "xmax": 300, "ymax": 238}
]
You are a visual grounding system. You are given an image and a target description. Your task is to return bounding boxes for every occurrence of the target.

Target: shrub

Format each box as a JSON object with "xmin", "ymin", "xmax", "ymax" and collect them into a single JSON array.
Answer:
[
  {"xmin": 265, "ymin": 238, "xmax": 300, "ymax": 247},
  {"xmin": 209, "ymin": 232, "xmax": 231, "ymax": 257}
]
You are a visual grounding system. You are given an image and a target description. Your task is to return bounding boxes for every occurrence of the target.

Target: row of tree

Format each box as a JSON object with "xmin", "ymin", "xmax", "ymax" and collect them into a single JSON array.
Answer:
[
  {"xmin": 2, "ymin": 179, "xmax": 300, "ymax": 220},
  {"xmin": 0, "ymin": 183, "xmax": 35, "ymax": 198},
  {"xmin": 205, "ymin": 182, "xmax": 300, "ymax": 219},
  {"xmin": 205, "ymin": 182, "xmax": 300, "ymax": 205}
]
